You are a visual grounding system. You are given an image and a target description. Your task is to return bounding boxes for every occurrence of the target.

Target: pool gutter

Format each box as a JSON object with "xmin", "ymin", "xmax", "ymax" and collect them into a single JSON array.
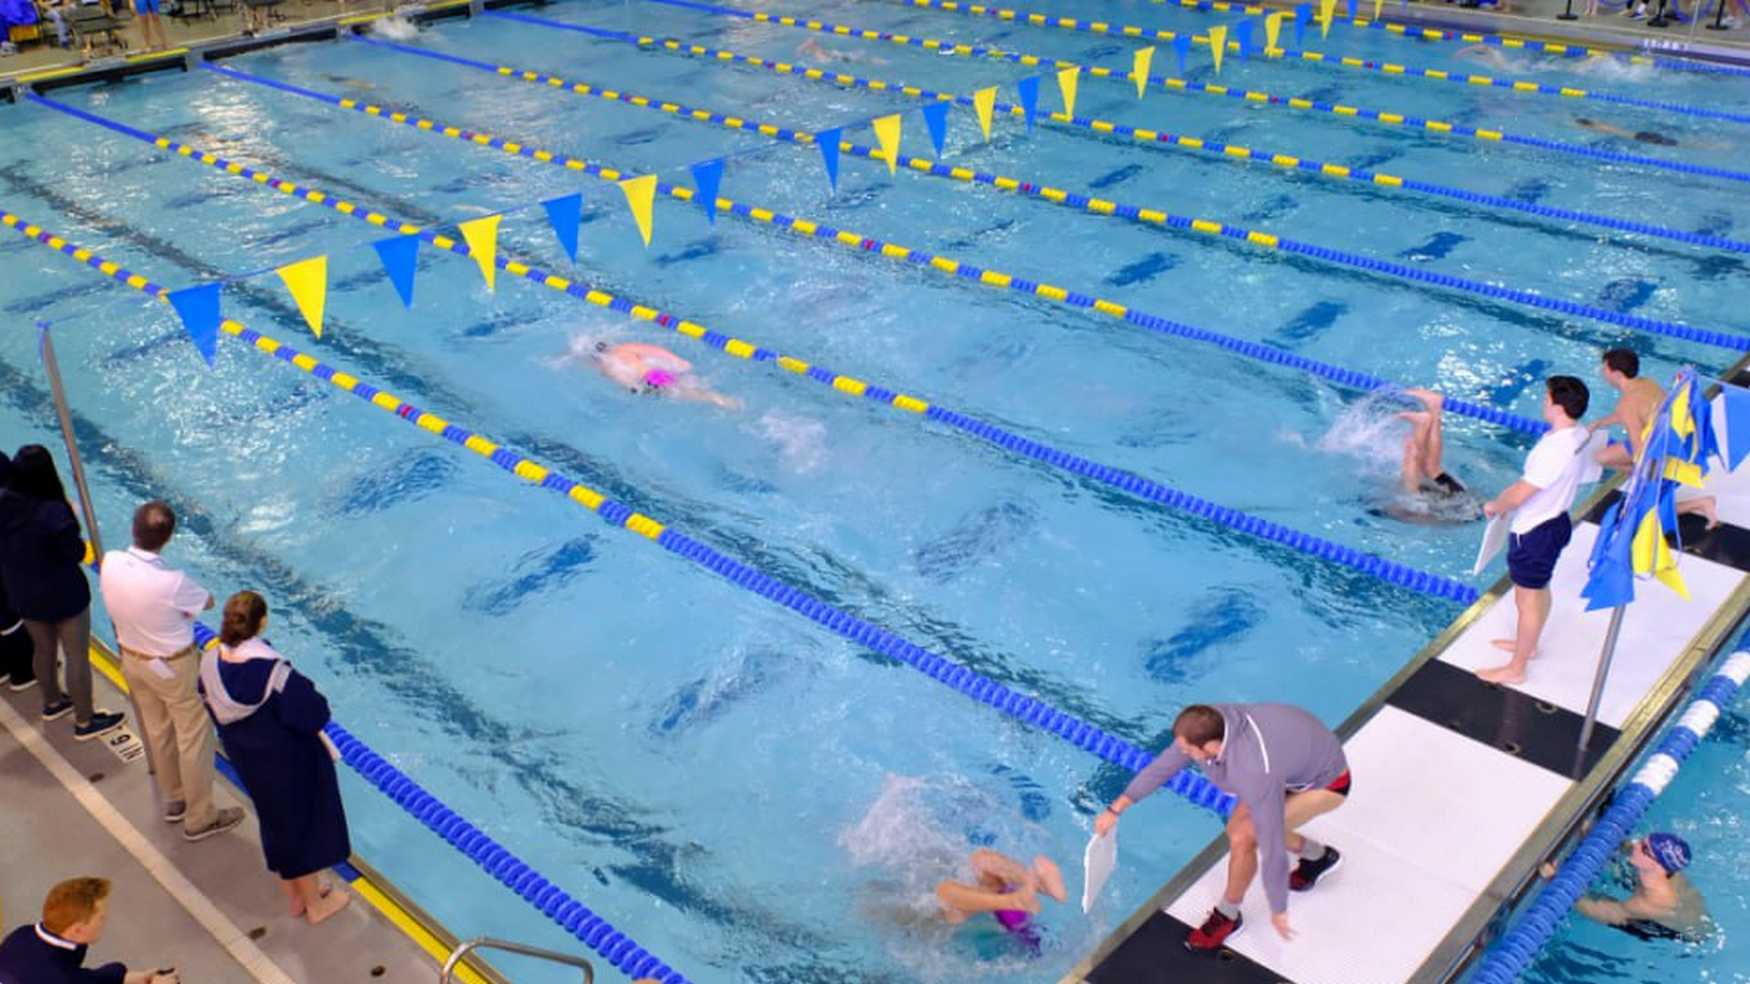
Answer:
[{"xmin": 1066, "ymin": 355, "xmax": 1750, "ymax": 984}]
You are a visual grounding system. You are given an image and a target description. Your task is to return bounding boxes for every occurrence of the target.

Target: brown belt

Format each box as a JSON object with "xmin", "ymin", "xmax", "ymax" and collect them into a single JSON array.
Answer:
[{"xmin": 119, "ymin": 643, "xmax": 198, "ymax": 662}]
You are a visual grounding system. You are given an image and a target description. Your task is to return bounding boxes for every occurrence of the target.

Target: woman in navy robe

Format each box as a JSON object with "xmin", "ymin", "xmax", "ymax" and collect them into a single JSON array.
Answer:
[{"xmin": 200, "ymin": 590, "xmax": 351, "ymax": 924}]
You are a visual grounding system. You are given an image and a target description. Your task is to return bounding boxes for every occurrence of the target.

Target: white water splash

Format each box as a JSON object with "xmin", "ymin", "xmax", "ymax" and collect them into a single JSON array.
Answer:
[
  {"xmin": 369, "ymin": 13, "xmax": 420, "ymax": 40},
  {"xmin": 752, "ymin": 410, "xmax": 828, "ymax": 474}
]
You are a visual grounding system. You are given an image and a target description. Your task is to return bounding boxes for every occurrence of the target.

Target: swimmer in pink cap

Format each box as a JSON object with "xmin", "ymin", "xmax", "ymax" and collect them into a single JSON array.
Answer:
[{"xmin": 590, "ymin": 342, "xmax": 740, "ymax": 410}]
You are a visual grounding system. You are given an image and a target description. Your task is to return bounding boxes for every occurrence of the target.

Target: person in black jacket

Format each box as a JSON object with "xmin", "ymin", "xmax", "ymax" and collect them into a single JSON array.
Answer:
[
  {"xmin": 0, "ymin": 446, "xmax": 122, "ymax": 739},
  {"xmin": 0, "ymin": 458, "xmax": 36, "ymax": 691}
]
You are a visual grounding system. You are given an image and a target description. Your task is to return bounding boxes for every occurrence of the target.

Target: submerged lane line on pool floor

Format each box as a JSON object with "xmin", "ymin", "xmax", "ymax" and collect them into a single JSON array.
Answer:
[
  {"xmin": 0, "ymin": 203, "xmax": 1242, "ymax": 819},
  {"xmin": 204, "ymin": 57, "xmax": 1554, "ymax": 436},
  {"xmin": 881, "ymin": 0, "xmax": 1750, "ymax": 126},
  {"xmin": 24, "ymin": 91, "xmax": 1485, "ymax": 604},
  {"xmin": 347, "ymin": 36, "xmax": 1747, "ymax": 356},
  {"xmin": 494, "ymin": 12, "xmax": 1750, "ymax": 261},
  {"xmin": 633, "ymin": 0, "xmax": 1750, "ymax": 186}
]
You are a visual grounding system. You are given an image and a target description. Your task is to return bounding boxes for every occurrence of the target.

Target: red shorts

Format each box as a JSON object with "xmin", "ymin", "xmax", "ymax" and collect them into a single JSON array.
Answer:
[{"xmin": 1323, "ymin": 770, "xmax": 1352, "ymax": 798}]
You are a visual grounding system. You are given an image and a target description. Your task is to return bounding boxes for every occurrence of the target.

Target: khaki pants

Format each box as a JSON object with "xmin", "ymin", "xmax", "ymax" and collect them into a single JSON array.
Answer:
[{"xmin": 121, "ymin": 646, "xmax": 216, "ymax": 830}]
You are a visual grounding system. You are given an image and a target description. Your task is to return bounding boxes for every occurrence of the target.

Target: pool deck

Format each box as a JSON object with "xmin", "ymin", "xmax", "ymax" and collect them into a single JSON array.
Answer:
[
  {"xmin": 0, "ymin": 638, "xmax": 508, "ymax": 984},
  {"xmin": 1067, "ymin": 363, "xmax": 1750, "ymax": 984}
]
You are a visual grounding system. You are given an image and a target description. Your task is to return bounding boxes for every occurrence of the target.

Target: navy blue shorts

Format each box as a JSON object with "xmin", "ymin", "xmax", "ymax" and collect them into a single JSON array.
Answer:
[{"xmin": 1507, "ymin": 513, "xmax": 1572, "ymax": 590}]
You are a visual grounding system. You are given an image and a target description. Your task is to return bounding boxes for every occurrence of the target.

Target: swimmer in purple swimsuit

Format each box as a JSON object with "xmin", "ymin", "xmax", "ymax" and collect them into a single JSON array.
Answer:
[
  {"xmin": 935, "ymin": 849, "xmax": 1066, "ymax": 952},
  {"xmin": 588, "ymin": 341, "xmax": 740, "ymax": 410}
]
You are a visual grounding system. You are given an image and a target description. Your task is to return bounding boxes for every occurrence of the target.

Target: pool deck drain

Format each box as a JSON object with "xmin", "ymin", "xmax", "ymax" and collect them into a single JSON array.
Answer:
[
  {"xmin": 0, "ymin": 638, "xmax": 506, "ymax": 984},
  {"xmin": 1067, "ymin": 362, "xmax": 1750, "ymax": 983}
]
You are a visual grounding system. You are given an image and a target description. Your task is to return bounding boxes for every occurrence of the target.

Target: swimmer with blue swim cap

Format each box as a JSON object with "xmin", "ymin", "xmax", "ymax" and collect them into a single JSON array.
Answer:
[
  {"xmin": 589, "ymin": 341, "xmax": 740, "ymax": 410},
  {"xmin": 1540, "ymin": 830, "xmax": 1710, "ymax": 941}
]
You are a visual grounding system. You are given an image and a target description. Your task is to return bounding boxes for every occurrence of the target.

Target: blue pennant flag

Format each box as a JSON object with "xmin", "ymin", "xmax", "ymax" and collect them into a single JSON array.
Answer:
[
  {"xmin": 373, "ymin": 234, "xmax": 421, "ymax": 309},
  {"xmin": 690, "ymin": 158, "xmax": 724, "ymax": 225},
  {"xmin": 921, "ymin": 102, "xmax": 950, "ymax": 157},
  {"xmin": 167, "ymin": 282, "xmax": 222, "ymax": 367},
  {"xmin": 1346, "ymin": 0, "xmax": 1357, "ymax": 19},
  {"xmin": 1173, "ymin": 35, "xmax": 1192, "ymax": 75},
  {"xmin": 817, "ymin": 127, "xmax": 842, "ymax": 192},
  {"xmin": 542, "ymin": 193, "xmax": 582, "ymax": 263},
  {"xmin": 1724, "ymin": 386, "xmax": 1750, "ymax": 471},
  {"xmin": 1294, "ymin": 3, "xmax": 1312, "ymax": 44},
  {"xmin": 1235, "ymin": 18, "xmax": 1255, "ymax": 58},
  {"xmin": 1017, "ymin": 76, "xmax": 1040, "ymax": 131}
]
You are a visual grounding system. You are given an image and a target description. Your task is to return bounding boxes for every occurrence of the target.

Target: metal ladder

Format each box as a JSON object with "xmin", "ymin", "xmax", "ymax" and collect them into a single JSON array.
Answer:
[{"xmin": 441, "ymin": 937, "xmax": 594, "ymax": 983}]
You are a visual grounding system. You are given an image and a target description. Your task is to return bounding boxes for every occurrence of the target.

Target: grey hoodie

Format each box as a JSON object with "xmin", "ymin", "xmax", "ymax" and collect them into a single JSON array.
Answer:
[{"xmin": 1122, "ymin": 702, "xmax": 1348, "ymax": 914}]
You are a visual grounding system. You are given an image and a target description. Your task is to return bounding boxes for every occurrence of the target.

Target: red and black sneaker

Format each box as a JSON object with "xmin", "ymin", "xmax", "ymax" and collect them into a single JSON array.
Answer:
[
  {"xmin": 1290, "ymin": 846, "xmax": 1343, "ymax": 892},
  {"xmin": 1185, "ymin": 908, "xmax": 1244, "ymax": 951}
]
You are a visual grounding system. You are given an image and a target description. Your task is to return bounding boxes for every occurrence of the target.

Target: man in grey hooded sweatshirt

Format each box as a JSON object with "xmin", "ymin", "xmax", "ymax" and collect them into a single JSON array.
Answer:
[{"xmin": 1094, "ymin": 703, "xmax": 1351, "ymax": 951}]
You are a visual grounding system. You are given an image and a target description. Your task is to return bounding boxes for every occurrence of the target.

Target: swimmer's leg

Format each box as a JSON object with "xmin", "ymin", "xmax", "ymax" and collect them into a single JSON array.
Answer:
[
  {"xmin": 935, "ymin": 879, "xmax": 1038, "ymax": 923},
  {"xmin": 969, "ymin": 849, "xmax": 1030, "ymax": 889}
]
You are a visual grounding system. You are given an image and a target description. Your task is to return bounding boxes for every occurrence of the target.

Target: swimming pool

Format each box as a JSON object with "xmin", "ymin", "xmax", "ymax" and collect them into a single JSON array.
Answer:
[{"xmin": 3, "ymin": 0, "xmax": 1750, "ymax": 978}]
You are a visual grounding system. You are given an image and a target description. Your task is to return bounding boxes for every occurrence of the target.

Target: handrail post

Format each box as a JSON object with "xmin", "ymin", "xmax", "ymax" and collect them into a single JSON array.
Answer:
[
  {"xmin": 38, "ymin": 323, "xmax": 106, "ymax": 560},
  {"xmin": 441, "ymin": 937, "xmax": 593, "ymax": 983},
  {"xmin": 1573, "ymin": 604, "xmax": 1625, "ymax": 776}
]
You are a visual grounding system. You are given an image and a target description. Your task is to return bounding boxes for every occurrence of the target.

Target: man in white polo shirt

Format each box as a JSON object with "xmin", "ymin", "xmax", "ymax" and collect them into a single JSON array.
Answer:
[
  {"xmin": 99, "ymin": 500, "xmax": 244, "ymax": 842},
  {"xmin": 1478, "ymin": 376, "xmax": 1592, "ymax": 685}
]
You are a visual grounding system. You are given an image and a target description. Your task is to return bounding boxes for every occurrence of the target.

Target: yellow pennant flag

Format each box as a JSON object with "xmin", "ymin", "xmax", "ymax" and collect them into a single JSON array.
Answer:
[
  {"xmin": 1132, "ymin": 46, "xmax": 1155, "ymax": 98},
  {"xmin": 458, "ymin": 215, "xmax": 501, "ymax": 291},
  {"xmin": 872, "ymin": 114, "xmax": 903, "ymax": 175},
  {"xmin": 1669, "ymin": 382, "xmax": 1695, "ymax": 438},
  {"xmin": 1319, "ymin": 0, "xmax": 1337, "ymax": 37},
  {"xmin": 619, "ymin": 174, "xmax": 658, "ymax": 247},
  {"xmin": 1663, "ymin": 456, "xmax": 1704, "ymax": 488},
  {"xmin": 275, "ymin": 255, "xmax": 328, "ymax": 339},
  {"xmin": 972, "ymin": 87, "xmax": 997, "ymax": 141},
  {"xmin": 1631, "ymin": 507, "xmax": 1691, "ymax": 599},
  {"xmin": 1056, "ymin": 65, "xmax": 1080, "ymax": 118},
  {"xmin": 1372, "ymin": 0, "xmax": 1384, "ymax": 20},
  {"xmin": 1208, "ymin": 24, "xmax": 1227, "ymax": 74},
  {"xmin": 1264, "ymin": 12, "xmax": 1284, "ymax": 52}
]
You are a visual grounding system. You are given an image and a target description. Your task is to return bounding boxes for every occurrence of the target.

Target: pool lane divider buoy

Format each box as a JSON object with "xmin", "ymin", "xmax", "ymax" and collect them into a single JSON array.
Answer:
[
  {"xmin": 344, "ymin": 34, "xmax": 1750, "ymax": 356},
  {"xmin": 622, "ymin": 0, "xmax": 1750, "ymax": 187},
  {"xmin": 17, "ymin": 93, "xmax": 1491, "ymax": 599},
  {"xmin": 200, "ymin": 58, "xmax": 1558, "ymax": 436},
  {"xmin": 1, "ymin": 203, "xmax": 1244, "ymax": 821},
  {"xmin": 484, "ymin": 11, "xmax": 1750, "ymax": 261},
  {"xmin": 884, "ymin": 0, "xmax": 1750, "ymax": 124}
]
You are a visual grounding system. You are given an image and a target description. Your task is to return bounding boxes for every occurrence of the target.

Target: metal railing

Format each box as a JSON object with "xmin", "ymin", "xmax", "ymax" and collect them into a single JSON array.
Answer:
[{"xmin": 441, "ymin": 938, "xmax": 593, "ymax": 983}]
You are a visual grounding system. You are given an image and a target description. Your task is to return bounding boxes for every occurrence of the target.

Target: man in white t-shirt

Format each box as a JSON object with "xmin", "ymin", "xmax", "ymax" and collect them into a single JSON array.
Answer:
[
  {"xmin": 98, "ymin": 501, "xmax": 244, "ymax": 842},
  {"xmin": 1478, "ymin": 376, "xmax": 1592, "ymax": 685}
]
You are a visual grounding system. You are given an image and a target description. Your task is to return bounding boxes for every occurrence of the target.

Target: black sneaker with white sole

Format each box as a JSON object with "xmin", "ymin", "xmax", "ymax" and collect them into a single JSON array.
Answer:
[
  {"xmin": 1289, "ymin": 846, "xmax": 1343, "ymax": 892},
  {"xmin": 41, "ymin": 697, "xmax": 74, "ymax": 722},
  {"xmin": 73, "ymin": 711, "xmax": 125, "ymax": 741}
]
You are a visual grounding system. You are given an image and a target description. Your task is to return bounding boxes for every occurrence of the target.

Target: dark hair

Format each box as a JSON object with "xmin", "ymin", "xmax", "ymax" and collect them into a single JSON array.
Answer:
[
  {"xmin": 595, "ymin": 341, "xmax": 609, "ymax": 353},
  {"xmin": 133, "ymin": 500, "xmax": 177, "ymax": 552},
  {"xmin": 10, "ymin": 445, "xmax": 70, "ymax": 503},
  {"xmin": 219, "ymin": 590, "xmax": 268, "ymax": 647},
  {"xmin": 1546, "ymin": 375, "xmax": 1590, "ymax": 421},
  {"xmin": 1601, "ymin": 348, "xmax": 1639, "ymax": 379},
  {"xmin": 1173, "ymin": 705, "xmax": 1226, "ymax": 746}
]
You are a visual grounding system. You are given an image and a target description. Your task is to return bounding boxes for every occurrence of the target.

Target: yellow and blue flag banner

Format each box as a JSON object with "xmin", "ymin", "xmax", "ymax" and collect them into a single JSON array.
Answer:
[
  {"xmin": 275, "ymin": 255, "xmax": 327, "ymax": 339},
  {"xmin": 373, "ymin": 233, "xmax": 420, "ymax": 309},
  {"xmin": 542, "ymin": 193, "xmax": 583, "ymax": 260},
  {"xmin": 1265, "ymin": 13, "xmax": 1285, "ymax": 52},
  {"xmin": 872, "ymin": 113, "xmax": 903, "ymax": 175},
  {"xmin": 619, "ymin": 174, "xmax": 658, "ymax": 247},
  {"xmin": 459, "ymin": 215, "xmax": 501, "ymax": 291},
  {"xmin": 1132, "ymin": 46, "xmax": 1155, "ymax": 98},
  {"xmin": 689, "ymin": 160, "xmax": 722, "ymax": 226},
  {"xmin": 1209, "ymin": 24, "xmax": 1228, "ymax": 73},
  {"xmin": 1172, "ymin": 35, "xmax": 1192, "ymax": 76},
  {"xmin": 1056, "ymin": 66, "xmax": 1080, "ymax": 119},
  {"xmin": 817, "ymin": 126, "xmax": 843, "ymax": 191},
  {"xmin": 921, "ymin": 101, "xmax": 950, "ymax": 156},
  {"xmin": 1234, "ymin": 19, "xmax": 1255, "ymax": 59},
  {"xmin": 1017, "ymin": 76, "xmax": 1040, "ymax": 130},
  {"xmin": 1319, "ymin": 0, "xmax": 1338, "ymax": 38},
  {"xmin": 1294, "ymin": 1, "xmax": 1313, "ymax": 45},
  {"xmin": 167, "ymin": 282, "xmax": 222, "ymax": 367}
]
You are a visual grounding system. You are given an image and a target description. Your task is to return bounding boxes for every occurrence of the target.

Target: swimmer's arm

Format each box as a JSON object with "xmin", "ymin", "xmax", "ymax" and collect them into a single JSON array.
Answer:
[{"xmin": 1573, "ymin": 895, "xmax": 1634, "ymax": 926}]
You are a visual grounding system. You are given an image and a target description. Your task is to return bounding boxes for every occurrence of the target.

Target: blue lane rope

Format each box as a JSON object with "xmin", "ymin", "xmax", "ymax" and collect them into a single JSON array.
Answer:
[
  {"xmin": 207, "ymin": 52, "xmax": 1550, "ymax": 440},
  {"xmin": 20, "ymin": 93, "xmax": 1487, "ymax": 608},
  {"xmin": 497, "ymin": 10, "xmax": 1750, "ymax": 261},
  {"xmin": 178, "ymin": 619, "xmax": 693, "ymax": 982},
  {"xmin": 1470, "ymin": 648, "xmax": 1750, "ymax": 982},
  {"xmin": 628, "ymin": 0, "xmax": 1750, "ymax": 188}
]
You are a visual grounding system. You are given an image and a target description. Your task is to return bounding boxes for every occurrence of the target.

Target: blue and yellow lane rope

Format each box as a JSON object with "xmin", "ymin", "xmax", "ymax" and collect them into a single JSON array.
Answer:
[
  {"xmin": 1, "ymin": 203, "xmax": 1246, "ymax": 820},
  {"xmin": 14, "ymin": 93, "xmax": 1492, "ymax": 604},
  {"xmin": 886, "ymin": 0, "xmax": 1750, "ymax": 126},
  {"xmin": 203, "ymin": 59, "xmax": 1565, "ymax": 430},
  {"xmin": 620, "ymin": 0, "xmax": 1750, "ymax": 186},
  {"xmin": 1147, "ymin": 0, "xmax": 1750, "ymax": 77},
  {"xmin": 332, "ymin": 41, "xmax": 1746, "ymax": 356},
  {"xmin": 506, "ymin": 15, "xmax": 1750, "ymax": 260}
]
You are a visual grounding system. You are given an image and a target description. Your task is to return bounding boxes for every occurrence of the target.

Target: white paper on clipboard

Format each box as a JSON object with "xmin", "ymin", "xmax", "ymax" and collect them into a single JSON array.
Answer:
[
  {"xmin": 1472, "ymin": 514, "xmax": 1510, "ymax": 577},
  {"xmin": 1082, "ymin": 829, "xmax": 1118, "ymax": 914}
]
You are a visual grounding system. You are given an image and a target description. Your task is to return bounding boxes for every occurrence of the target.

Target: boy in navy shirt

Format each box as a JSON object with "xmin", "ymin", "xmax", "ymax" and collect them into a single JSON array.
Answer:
[{"xmin": 0, "ymin": 878, "xmax": 177, "ymax": 984}]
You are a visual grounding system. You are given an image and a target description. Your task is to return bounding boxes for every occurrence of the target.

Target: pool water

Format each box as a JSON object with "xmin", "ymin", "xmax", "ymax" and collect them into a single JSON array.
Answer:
[{"xmin": 1, "ymin": 0, "xmax": 1749, "ymax": 979}]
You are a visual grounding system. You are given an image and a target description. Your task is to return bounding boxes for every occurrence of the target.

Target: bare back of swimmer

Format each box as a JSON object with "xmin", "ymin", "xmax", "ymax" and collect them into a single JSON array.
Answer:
[{"xmin": 592, "ymin": 341, "xmax": 741, "ymax": 410}]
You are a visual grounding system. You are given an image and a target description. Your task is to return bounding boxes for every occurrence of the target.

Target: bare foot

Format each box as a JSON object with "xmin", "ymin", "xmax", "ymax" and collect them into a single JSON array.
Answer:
[
  {"xmin": 1477, "ymin": 664, "xmax": 1526, "ymax": 685},
  {"xmin": 1490, "ymin": 638, "xmax": 1517, "ymax": 653},
  {"xmin": 305, "ymin": 887, "xmax": 350, "ymax": 925},
  {"xmin": 1403, "ymin": 387, "xmax": 1444, "ymax": 411},
  {"xmin": 1032, "ymin": 856, "xmax": 1068, "ymax": 904},
  {"xmin": 281, "ymin": 882, "xmax": 305, "ymax": 917}
]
